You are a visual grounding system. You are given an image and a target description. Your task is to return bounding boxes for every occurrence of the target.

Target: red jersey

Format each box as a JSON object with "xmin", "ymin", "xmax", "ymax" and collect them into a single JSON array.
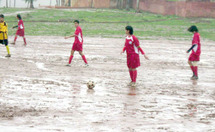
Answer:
[
  {"xmin": 74, "ymin": 26, "xmax": 83, "ymax": 44},
  {"xmin": 192, "ymin": 32, "xmax": 201, "ymax": 56},
  {"xmin": 125, "ymin": 35, "xmax": 140, "ymax": 54},
  {"xmin": 18, "ymin": 20, "xmax": 24, "ymax": 31}
]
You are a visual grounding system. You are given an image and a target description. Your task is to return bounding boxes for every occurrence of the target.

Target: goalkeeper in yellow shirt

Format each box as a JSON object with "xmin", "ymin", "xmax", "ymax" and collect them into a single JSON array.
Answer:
[{"xmin": 0, "ymin": 14, "xmax": 11, "ymax": 57}]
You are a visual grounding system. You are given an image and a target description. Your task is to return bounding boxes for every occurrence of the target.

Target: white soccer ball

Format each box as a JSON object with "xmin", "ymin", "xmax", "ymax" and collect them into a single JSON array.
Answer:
[{"xmin": 87, "ymin": 81, "xmax": 95, "ymax": 89}]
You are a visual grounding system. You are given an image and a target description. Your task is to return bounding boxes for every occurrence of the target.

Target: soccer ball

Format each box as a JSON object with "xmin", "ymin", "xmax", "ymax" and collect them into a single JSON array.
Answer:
[{"xmin": 87, "ymin": 81, "xmax": 95, "ymax": 89}]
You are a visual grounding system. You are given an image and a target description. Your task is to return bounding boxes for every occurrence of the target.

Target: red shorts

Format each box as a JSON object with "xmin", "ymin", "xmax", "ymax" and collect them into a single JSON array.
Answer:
[
  {"xmin": 189, "ymin": 53, "xmax": 200, "ymax": 61},
  {"xmin": 16, "ymin": 30, "xmax": 25, "ymax": 37},
  {"xmin": 127, "ymin": 53, "xmax": 140, "ymax": 69},
  {"xmin": 72, "ymin": 43, "xmax": 83, "ymax": 51}
]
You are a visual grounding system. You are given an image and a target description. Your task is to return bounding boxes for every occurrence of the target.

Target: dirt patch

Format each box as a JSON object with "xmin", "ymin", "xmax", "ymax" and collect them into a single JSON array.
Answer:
[{"xmin": 0, "ymin": 36, "xmax": 215, "ymax": 131}]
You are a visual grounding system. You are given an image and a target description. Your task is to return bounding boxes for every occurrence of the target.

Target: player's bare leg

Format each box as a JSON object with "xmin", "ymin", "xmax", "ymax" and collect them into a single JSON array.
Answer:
[
  {"xmin": 11, "ymin": 35, "xmax": 17, "ymax": 45},
  {"xmin": 66, "ymin": 50, "xmax": 75, "ymax": 66},
  {"xmin": 79, "ymin": 51, "xmax": 89, "ymax": 66}
]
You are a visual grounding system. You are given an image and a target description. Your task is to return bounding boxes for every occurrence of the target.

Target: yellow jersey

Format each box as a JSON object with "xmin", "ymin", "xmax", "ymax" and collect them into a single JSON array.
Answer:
[{"xmin": 0, "ymin": 21, "xmax": 8, "ymax": 40}]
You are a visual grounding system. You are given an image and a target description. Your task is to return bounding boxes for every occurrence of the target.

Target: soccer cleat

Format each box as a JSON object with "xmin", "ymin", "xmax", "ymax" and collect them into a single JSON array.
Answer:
[
  {"xmin": 190, "ymin": 75, "xmax": 195, "ymax": 80},
  {"xmin": 128, "ymin": 81, "xmax": 133, "ymax": 86},
  {"xmin": 5, "ymin": 54, "xmax": 11, "ymax": 57},
  {"xmin": 131, "ymin": 82, "xmax": 136, "ymax": 87},
  {"xmin": 11, "ymin": 42, "xmax": 15, "ymax": 45},
  {"xmin": 85, "ymin": 63, "xmax": 89, "ymax": 67},
  {"xmin": 65, "ymin": 64, "xmax": 71, "ymax": 67},
  {"xmin": 191, "ymin": 75, "xmax": 198, "ymax": 80}
]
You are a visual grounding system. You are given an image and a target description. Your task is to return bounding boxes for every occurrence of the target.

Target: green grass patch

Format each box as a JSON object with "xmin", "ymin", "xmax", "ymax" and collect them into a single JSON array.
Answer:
[{"xmin": 1, "ymin": 8, "xmax": 215, "ymax": 41}]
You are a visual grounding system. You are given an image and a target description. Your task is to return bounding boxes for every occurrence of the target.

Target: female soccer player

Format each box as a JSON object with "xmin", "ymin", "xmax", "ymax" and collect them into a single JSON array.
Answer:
[
  {"xmin": 121, "ymin": 26, "xmax": 149, "ymax": 87},
  {"xmin": 0, "ymin": 14, "xmax": 11, "ymax": 57},
  {"xmin": 11, "ymin": 14, "xmax": 27, "ymax": 46},
  {"xmin": 187, "ymin": 25, "xmax": 201, "ymax": 80},
  {"xmin": 65, "ymin": 20, "xmax": 88, "ymax": 66}
]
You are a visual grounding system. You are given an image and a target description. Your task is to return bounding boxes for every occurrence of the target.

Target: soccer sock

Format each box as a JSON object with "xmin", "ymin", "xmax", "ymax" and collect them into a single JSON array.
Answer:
[
  {"xmin": 129, "ymin": 70, "xmax": 133, "ymax": 82},
  {"xmin": 194, "ymin": 66, "xmax": 198, "ymax": 77},
  {"xmin": 132, "ymin": 70, "xmax": 137, "ymax": 83},
  {"xmin": 14, "ymin": 36, "xmax": 17, "ymax": 42},
  {"xmin": 6, "ymin": 46, "xmax": 10, "ymax": 54},
  {"xmin": 68, "ymin": 55, "xmax": 73, "ymax": 64},
  {"xmin": 190, "ymin": 66, "xmax": 194, "ymax": 75},
  {"xmin": 82, "ymin": 55, "xmax": 88, "ymax": 64},
  {"xmin": 23, "ymin": 37, "xmax": 27, "ymax": 45}
]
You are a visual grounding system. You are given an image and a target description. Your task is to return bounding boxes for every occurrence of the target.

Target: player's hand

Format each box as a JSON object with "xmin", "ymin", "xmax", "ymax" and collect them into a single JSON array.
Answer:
[
  {"xmin": 186, "ymin": 51, "xmax": 189, "ymax": 53},
  {"xmin": 64, "ymin": 36, "xmax": 69, "ymax": 39},
  {"xmin": 144, "ymin": 55, "xmax": 149, "ymax": 60},
  {"xmin": 120, "ymin": 51, "xmax": 124, "ymax": 55}
]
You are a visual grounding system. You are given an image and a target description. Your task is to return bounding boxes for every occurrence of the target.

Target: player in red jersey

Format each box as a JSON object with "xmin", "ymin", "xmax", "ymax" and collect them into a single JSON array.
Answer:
[
  {"xmin": 11, "ymin": 14, "xmax": 27, "ymax": 46},
  {"xmin": 121, "ymin": 26, "xmax": 149, "ymax": 87},
  {"xmin": 187, "ymin": 25, "xmax": 201, "ymax": 80},
  {"xmin": 65, "ymin": 20, "xmax": 88, "ymax": 66}
]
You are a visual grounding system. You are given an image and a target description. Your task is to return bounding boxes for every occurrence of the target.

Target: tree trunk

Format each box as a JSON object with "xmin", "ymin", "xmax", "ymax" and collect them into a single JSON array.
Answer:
[
  {"xmin": 14, "ymin": 0, "xmax": 16, "ymax": 8},
  {"xmin": 126, "ymin": 0, "xmax": 130, "ymax": 11},
  {"xmin": 30, "ymin": 0, "xmax": 34, "ymax": 8},
  {"xmin": 136, "ymin": 0, "xmax": 140, "ymax": 13},
  {"xmin": 6, "ymin": 0, "xmax": 8, "ymax": 8}
]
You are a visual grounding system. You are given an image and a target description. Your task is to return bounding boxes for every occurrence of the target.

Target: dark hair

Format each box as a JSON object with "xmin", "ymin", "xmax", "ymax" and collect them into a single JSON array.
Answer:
[
  {"xmin": 0, "ymin": 14, "xmax": 4, "ymax": 18},
  {"xmin": 188, "ymin": 25, "xmax": 198, "ymax": 32},
  {"xmin": 74, "ymin": 20, "xmax": 79, "ymax": 24},
  {"xmin": 125, "ymin": 26, "xmax": 133, "ymax": 35},
  {"xmin": 17, "ymin": 14, "xmax": 22, "ymax": 20}
]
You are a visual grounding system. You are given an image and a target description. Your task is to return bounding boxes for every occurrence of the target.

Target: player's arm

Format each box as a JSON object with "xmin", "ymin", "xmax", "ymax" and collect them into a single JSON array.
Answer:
[
  {"xmin": 121, "ymin": 46, "xmax": 126, "ymax": 54},
  {"xmin": 134, "ymin": 36, "xmax": 149, "ymax": 60},
  {"xmin": 64, "ymin": 34, "xmax": 76, "ymax": 39},
  {"xmin": 12, "ymin": 25, "xmax": 18, "ymax": 29},
  {"xmin": 65, "ymin": 28, "xmax": 79, "ymax": 39},
  {"xmin": 187, "ymin": 44, "xmax": 197, "ymax": 53}
]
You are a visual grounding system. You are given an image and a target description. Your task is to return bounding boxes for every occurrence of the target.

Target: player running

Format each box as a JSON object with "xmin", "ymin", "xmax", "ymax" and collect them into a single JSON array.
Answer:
[
  {"xmin": 121, "ymin": 26, "xmax": 149, "ymax": 87},
  {"xmin": 64, "ymin": 20, "xmax": 88, "ymax": 66},
  {"xmin": 0, "ymin": 14, "xmax": 11, "ymax": 57},
  {"xmin": 187, "ymin": 25, "xmax": 201, "ymax": 80},
  {"xmin": 11, "ymin": 14, "xmax": 27, "ymax": 46}
]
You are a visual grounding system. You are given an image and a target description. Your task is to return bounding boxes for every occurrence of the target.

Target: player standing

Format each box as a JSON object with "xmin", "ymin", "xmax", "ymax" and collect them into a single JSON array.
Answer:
[
  {"xmin": 187, "ymin": 25, "xmax": 201, "ymax": 80},
  {"xmin": 11, "ymin": 14, "xmax": 27, "ymax": 46},
  {"xmin": 64, "ymin": 20, "xmax": 88, "ymax": 66},
  {"xmin": 121, "ymin": 26, "xmax": 149, "ymax": 87},
  {"xmin": 0, "ymin": 14, "xmax": 11, "ymax": 57}
]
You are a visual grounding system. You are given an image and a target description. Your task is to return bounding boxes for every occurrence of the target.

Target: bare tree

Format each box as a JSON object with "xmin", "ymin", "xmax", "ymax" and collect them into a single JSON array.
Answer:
[
  {"xmin": 6, "ymin": 0, "xmax": 8, "ymax": 8},
  {"xmin": 24, "ymin": 0, "xmax": 36, "ymax": 8}
]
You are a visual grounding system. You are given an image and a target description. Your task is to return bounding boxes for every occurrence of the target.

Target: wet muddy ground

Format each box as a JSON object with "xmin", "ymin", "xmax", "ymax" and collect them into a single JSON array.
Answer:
[{"xmin": 0, "ymin": 36, "xmax": 215, "ymax": 132}]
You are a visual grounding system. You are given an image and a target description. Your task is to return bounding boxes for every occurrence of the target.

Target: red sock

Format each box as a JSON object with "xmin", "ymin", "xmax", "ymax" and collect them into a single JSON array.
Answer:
[
  {"xmin": 129, "ymin": 70, "xmax": 133, "ymax": 82},
  {"xmin": 193, "ymin": 66, "xmax": 198, "ymax": 77},
  {"xmin": 23, "ymin": 37, "xmax": 27, "ymax": 45},
  {"xmin": 14, "ymin": 36, "xmax": 17, "ymax": 42},
  {"xmin": 82, "ymin": 55, "xmax": 88, "ymax": 64},
  {"xmin": 132, "ymin": 70, "xmax": 137, "ymax": 83},
  {"xmin": 69, "ymin": 55, "xmax": 73, "ymax": 64},
  {"xmin": 190, "ymin": 66, "xmax": 194, "ymax": 74}
]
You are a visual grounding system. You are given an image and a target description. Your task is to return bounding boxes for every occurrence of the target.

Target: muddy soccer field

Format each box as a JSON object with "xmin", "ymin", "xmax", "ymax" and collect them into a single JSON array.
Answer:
[{"xmin": 0, "ymin": 36, "xmax": 215, "ymax": 132}]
